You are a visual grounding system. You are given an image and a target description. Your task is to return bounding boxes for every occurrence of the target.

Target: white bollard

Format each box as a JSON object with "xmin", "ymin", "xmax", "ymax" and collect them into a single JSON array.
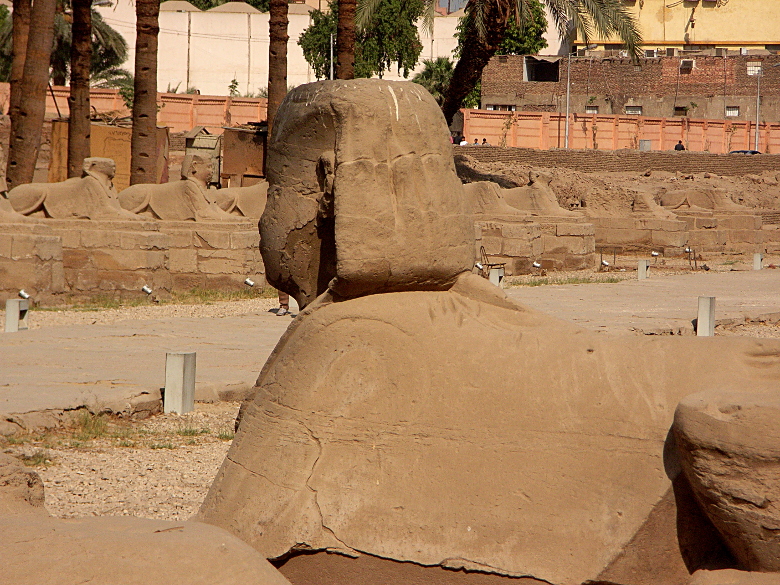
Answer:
[
  {"xmin": 697, "ymin": 296, "xmax": 716, "ymax": 337},
  {"xmin": 637, "ymin": 260, "xmax": 650, "ymax": 280},
  {"xmin": 4, "ymin": 299, "xmax": 29, "ymax": 333},
  {"xmin": 754, "ymin": 253, "xmax": 763, "ymax": 271},
  {"xmin": 488, "ymin": 267, "xmax": 505, "ymax": 288},
  {"xmin": 289, "ymin": 295, "xmax": 300, "ymax": 315},
  {"xmin": 164, "ymin": 352, "xmax": 196, "ymax": 414}
]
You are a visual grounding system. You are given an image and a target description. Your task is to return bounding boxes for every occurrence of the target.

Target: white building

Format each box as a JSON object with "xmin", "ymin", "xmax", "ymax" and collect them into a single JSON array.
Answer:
[{"xmin": 97, "ymin": 1, "xmax": 462, "ymax": 96}]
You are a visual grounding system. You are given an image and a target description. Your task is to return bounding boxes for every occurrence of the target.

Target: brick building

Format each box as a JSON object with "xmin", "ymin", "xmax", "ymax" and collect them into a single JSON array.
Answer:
[{"xmin": 481, "ymin": 53, "xmax": 780, "ymax": 122}]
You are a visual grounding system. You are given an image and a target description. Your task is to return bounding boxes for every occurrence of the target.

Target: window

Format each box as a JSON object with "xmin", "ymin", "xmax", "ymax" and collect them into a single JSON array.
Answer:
[
  {"xmin": 625, "ymin": 106, "xmax": 643, "ymax": 115},
  {"xmin": 486, "ymin": 105, "xmax": 515, "ymax": 112},
  {"xmin": 747, "ymin": 61, "xmax": 763, "ymax": 76},
  {"xmin": 680, "ymin": 59, "xmax": 695, "ymax": 72},
  {"xmin": 726, "ymin": 106, "xmax": 740, "ymax": 117},
  {"xmin": 523, "ymin": 57, "xmax": 560, "ymax": 82},
  {"xmin": 585, "ymin": 105, "xmax": 599, "ymax": 114},
  {"xmin": 674, "ymin": 106, "xmax": 688, "ymax": 116}
]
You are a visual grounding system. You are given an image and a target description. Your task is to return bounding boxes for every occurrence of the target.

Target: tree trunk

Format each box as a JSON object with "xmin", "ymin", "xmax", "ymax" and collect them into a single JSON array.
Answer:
[
  {"xmin": 130, "ymin": 0, "xmax": 160, "ymax": 185},
  {"xmin": 6, "ymin": 0, "xmax": 57, "ymax": 189},
  {"xmin": 8, "ymin": 0, "xmax": 31, "ymax": 123},
  {"xmin": 267, "ymin": 0, "xmax": 288, "ymax": 137},
  {"xmin": 441, "ymin": 4, "xmax": 508, "ymax": 125},
  {"xmin": 335, "ymin": 0, "xmax": 355, "ymax": 79},
  {"xmin": 67, "ymin": 0, "xmax": 92, "ymax": 178}
]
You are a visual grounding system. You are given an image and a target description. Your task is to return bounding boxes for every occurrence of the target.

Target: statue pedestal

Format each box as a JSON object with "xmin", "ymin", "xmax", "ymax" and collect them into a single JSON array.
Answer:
[{"xmin": 0, "ymin": 223, "xmax": 64, "ymax": 301}]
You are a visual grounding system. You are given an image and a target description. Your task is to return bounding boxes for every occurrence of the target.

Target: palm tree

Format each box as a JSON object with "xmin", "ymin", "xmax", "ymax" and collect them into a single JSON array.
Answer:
[
  {"xmin": 412, "ymin": 57, "xmax": 453, "ymax": 105},
  {"xmin": 440, "ymin": 0, "xmax": 641, "ymax": 124},
  {"xmin": 7, "ymin": 0, "xmax": 30, "ymax": 146},
  {"xmin": 267, "ymin": 0, "xmax": 288, "ymax": 136},
  {"xmin": 130, "ymin": 0, "xmax": 160, "ymax": 185},
  {"xmin": 336, "ymin": 0, "xmax": 356, "ymax": 78},
  {"xmin": 67, "ymin": 0, "xmax": 91, "ymax": 178},
  {"xmin": 357, "ymin": 0, "xmax": 641, "ymax": 124},
  {"xmin": 6, "ymin": 0, "xmax": 57, "ymax": 189}
]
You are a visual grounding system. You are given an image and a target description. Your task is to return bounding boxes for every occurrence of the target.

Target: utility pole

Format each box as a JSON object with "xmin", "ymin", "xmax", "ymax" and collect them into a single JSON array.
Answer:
[
  {"xmin": 565, "ymin": 52, "xmax": 571, "ymax": 149},
  {"xmin": 330, "ymin": 33, "xmax": 334, "ymax": 80},
  {"xmin": 755, "ymin": 68, "xmax": 761, "ymax": 151}
]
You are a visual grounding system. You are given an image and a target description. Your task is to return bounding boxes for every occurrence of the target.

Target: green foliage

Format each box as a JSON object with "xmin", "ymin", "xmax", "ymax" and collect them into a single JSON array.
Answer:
[
  {"xmin": 454, "ymin": 1, "xmax": 547, "ymax": 59},
  {"xmin": 228, "ymin": 77, "xmax": 240, "ymax": 96},
  {"xmin": 299, "ymin": 0, "xmax": 423, "ymax": 80},
  {"xmin": 412, "ymin": 57, "xmax": 453, "ymax": 105},
  {"xmin": 0, "ymin": 8, "xmax": 128, "ymax": 84},
  {"xmin": 74, "ymin": 411, "xmax": 108, "ymax": 441},
  {"xmin": 412, "ymin": 58, "xmax": 480, "ymax": 108}
]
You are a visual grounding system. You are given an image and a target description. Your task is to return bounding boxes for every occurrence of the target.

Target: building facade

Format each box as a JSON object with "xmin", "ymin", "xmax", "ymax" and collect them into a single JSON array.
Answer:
[
  {"xmin": 481, "ymin": 53, "xmax": 780, "ymax": 123},
  {"xmin": 572, "ymin": 0, "xmax": 779, "ymax": 54}
]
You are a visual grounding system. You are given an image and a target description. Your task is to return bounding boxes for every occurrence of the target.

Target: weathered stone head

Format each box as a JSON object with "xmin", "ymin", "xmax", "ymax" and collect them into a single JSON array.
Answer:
[
  {"xmin": 181, "ymin": 153, "xmax": 214, "ymax": 186},
  {"xmin": 83, "ymin": 157, "xmax": 116, "ymax": 181},
  {"xmin": 260, "ymin": 79, "xmax": 474, "ymax": 309}
]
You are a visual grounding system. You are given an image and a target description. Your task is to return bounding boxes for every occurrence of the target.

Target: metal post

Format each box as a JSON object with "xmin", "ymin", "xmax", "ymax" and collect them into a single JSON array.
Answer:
[
  {"xmin": 329, "ymin": 33, "xmax": 334, "ymax": 81},
  {"xmin": 565, "ymin": 52, "xmax": 571, "ymax": 149},
  {"xmin": 637, "ymin": 260, "xmax": 649, "ymax": 280},
  {"xmin": 164, "ymin": 352, "xmax": 196, "ymax": 414},
  {"xmin": 697, "ymin": 296, "xmax": 716, "ymax": 337}
]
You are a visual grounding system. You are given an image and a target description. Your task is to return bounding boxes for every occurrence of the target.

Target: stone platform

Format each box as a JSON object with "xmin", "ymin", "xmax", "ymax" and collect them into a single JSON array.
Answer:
[{"xmin": 0, "ymin": 218, "xmax": 265, "ymax": 301}]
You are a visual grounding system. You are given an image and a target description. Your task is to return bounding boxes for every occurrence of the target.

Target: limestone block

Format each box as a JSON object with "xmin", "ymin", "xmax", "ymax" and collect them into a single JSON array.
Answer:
[
  {"xmin": 171, "ymin": 273, "xmax": 206, "ymax": 290},
  {"xmin": 718, "ymin": 216, "xmax": 762, "ymax": 231},
  {"xmin": 556, "ymin": 222, "xmax": 595, "ymax": 237},
  {"xmin": 728, "ymin": 230, "xmax": 764, "ymax": 245},
  {"xmin": 163, "ymin": 230, "xmax": 196, "ymax": 248},
  {"xmin": 120, "ymin": 231, "xmax": 170, "ymax": 250},
  {"xmin": 473, "ymin": 223, "xmax": 483, "ymax": 241},
  {"xmin": 481, "ymin": 236, "xmax": 502, "ymax": 256},
  {"xmin": 195, "ymin": 230, "xmax": 232, "ymax": 250},
  {"xmin": 652, "ymin": 229, "xmax": 688, "ymax": 248},
  {"xmin": 78, "ymin": 230, "xmax": 122, "ymax": 249},
  {"xmin": 9, "ymin": 236, "xmax": 36, "ymax": 260},
  {"xmin": 688, "ymin": 230, "xmax": 727, "ymax": 248},
  {"xmin": 636, "ymin": 218, "xmax": 687, "ymax": 232},
  {"xmin": 694, "ymin": 218, "xmax": 719, "ymax": 230},
  {"xmin": 539, "ymin": 223, "xmax": 557, "ymax": 235},
  {"xmin": 33, "ymin": 236, "xmax": 62, "ymax": 261},
  {"xmin": 531, "ymin": 237, "xmax": 544, "ymax": 257},
  {"xmin": 230, "ymin": 231, "xmax": 260, "ymax": 250},
  {"xmin": 597, "ymin": 228, "xmax": 653, "ymax": 246},
  {"xmin": 501, "ymin": 224, "xmax": 533, "ymax": 239},
  {"xmin": 543, "ymin": 235, "xmax": 591, "ymax": 255},
  {"xmin": 502, "ymin": 238, "xmax": 533, "ymax": 257},
  {"xmin": 197, "ymin": 250, "xmax": 247, "ymax": 274},
  {"xmin": 168, "ymin": 249, "xmax": 198, "ymax": 273},
  {"xmin": 63, "ymin": 249, "xmax": 91, "ymax": 270},
  {"xmin": 674, "ymin": 389, "xmax": 780, "ymax": 572},
  {"xmin": 0, "ymin": 233, "xmax": 12, "ymax": 257},
  {"xmin": 91, "ymin": 249, "xmax": 166, "ymax": 271},
  {"xmin": 51, "ymin": 262, "xmax": 65, "ymax": 293},
  {"xmin": 58, "ymin": 229, "xmax": 81, "ymax": 248}
]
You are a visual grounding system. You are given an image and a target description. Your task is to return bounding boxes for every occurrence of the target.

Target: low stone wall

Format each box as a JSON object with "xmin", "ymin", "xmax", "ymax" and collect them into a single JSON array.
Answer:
[
  {"xmin": 476, "ymin": 218, "xmax": 596, "ymax": 274},
  {"xmin": 0, "ymin": 224, "xmax": 65, "ymax": 301},
  {"xmin": 458, "ymin": 146, "xmax": 780, "ymax": 177},
  {"xmin": 47, "ymin": 219, "xmax": 265, "ymax": 300},
  {"xmin": 0, "ymin": 219, "xmax": 266, "ymax": 302},
  {"xmin": 592, "ymin": 217, "xmax": 688, "ymax": 252}
]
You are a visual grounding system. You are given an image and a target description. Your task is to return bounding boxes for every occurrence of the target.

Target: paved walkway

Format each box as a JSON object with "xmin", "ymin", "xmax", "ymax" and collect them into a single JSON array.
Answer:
[
  {"xmin": 505, "ymin": 269, "xmax": 780, "ymax": 334},
  {"xmin": 1, "ymin": 269, "xmax": 778, "ymax": 423},
  {"xmin": 1, "ymin": 311, "xmax": 291, "ymax": 420}
]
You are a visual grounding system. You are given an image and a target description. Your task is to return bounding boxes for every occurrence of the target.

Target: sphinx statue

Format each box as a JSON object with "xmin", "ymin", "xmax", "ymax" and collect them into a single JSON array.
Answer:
[
  {"xmin": 118, "ymin": 153, "xmax": 232, "ymax": 221},
  {"xmin": 6, "ymin": 157, "xmax": 139, "ymax": 220},
  {"xmin": 500, "ymin": 169, "xmax": 581, "ymax": 217},
  {"xmin": 660, "ymin": 186, "xmax": 748, "ymax": 212},
  {"xmin": 118, "ymin": 153, "xmax": 266, "ymax": 221},
  {"xmin": 198, "ymin": 80, "xmax": 780, "ymax": 585}
]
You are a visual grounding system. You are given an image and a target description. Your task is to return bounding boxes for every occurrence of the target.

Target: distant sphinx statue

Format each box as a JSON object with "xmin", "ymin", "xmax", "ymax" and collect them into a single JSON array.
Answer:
[
  {"xmin": 198, "ymin": 80, "xmax": 780, "ymax": 585},
  {"xmin": 660, "ymin": 186, "xmax": 748, "ymax": 212},
  {"xmin": 501, "ymin": 170, "xmax": 581, "ymax": 217},
  {"xmin": 6, "ymin": 158, "xmax": 139, "ymax": 220},
  {"xmin": 118, "ymin": 153, "xmax": 232, "ymax": 221},
  {"xmin": 118, "ymin": 153, "xmax": 266, "ymax": 221}
]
